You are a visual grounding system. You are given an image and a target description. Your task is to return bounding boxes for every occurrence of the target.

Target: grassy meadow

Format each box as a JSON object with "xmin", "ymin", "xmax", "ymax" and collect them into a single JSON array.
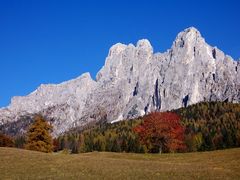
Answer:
[{"xmin": 0, "ymin": 147, "xmax": 240, "ymax": 179}]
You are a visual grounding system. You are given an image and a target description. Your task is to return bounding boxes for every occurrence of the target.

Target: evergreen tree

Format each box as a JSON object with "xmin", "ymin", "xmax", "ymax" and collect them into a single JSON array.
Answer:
[
  {"xmin": 25, "ymin": 115, "xmax": 53, "ymax": 153},
  {"xmin": 79, "ymin": 134, "xmax": 86, "ymax": 153},
  {"xmin": 14, "ymin": 135, "xmax": 26, "ymax": 148}
]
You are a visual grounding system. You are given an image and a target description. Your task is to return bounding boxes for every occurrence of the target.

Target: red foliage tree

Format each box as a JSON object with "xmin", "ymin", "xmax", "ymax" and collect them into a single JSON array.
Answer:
[{"xmin": 134, "ymin": 112, "xmax": 186, "ymax": 153}]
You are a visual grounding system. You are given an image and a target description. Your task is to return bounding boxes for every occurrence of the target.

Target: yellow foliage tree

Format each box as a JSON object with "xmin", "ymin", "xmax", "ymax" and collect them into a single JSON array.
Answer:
[{"xmin": 25, "ymin": 115, "xmax": 53, "ymax": 153}]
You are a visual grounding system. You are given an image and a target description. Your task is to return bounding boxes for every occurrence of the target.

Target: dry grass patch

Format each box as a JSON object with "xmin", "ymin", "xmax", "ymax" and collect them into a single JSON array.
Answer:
[{"xmin": 0, "ymin": 147, "xmax": 240, "ymax": 179}]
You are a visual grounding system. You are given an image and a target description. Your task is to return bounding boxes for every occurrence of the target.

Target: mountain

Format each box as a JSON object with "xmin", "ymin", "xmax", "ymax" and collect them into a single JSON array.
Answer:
[{"xmin": 0, "ymin": 27, "xmax": 239, "ymax": 136}]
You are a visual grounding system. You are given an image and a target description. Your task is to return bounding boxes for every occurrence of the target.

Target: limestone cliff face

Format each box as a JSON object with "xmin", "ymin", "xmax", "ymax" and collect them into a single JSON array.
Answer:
[{"xmin": 0, "ymin": 27, "xmax": 239, "ymax": 136}]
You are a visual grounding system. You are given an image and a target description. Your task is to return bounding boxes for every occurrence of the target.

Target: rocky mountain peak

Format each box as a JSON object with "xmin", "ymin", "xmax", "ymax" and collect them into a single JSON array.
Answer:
[
  {"xmin": 173, "ymin": 27, "xmax": 204, "ymax": 49},
  {"xmin": 0, "ymin": 27, "xmax": 239, "ymax": 136},
  {"xmin": 136, "ymin": 39, "xmax": 153, "ymax": 54},
  {"xmin": 108, "ymin": 43, "xmax": 127, "ymax": 57}
]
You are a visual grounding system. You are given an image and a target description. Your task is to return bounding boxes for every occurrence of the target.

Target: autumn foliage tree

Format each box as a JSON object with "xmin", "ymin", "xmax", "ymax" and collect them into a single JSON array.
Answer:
[
  {"xmin": 0, "ymin": 133, "xmax": 14, "ymax": 147},
  {"xmin": 25, "ymin": 115, "xmax": 53, "ymax": 153},
  {"xmin": 134, "ymin": 112, "xmax": 186, "ymax": 153}
]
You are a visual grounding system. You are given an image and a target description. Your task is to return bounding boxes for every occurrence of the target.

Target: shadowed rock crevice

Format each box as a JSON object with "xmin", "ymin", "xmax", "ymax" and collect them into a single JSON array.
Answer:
[
  {"xmin": 213, "ymin": 73, "xmax": 216, "ymax": 82},
  {"xmin": 182, "ymin": 95, "xmax": 189, "ymax": 108},
  {"xmin": 153, "ymin": 79, "xmax": 161, "ymax": 110},
  {"xmin": 212, "ymin": 48, "xmax": 216, "ymax": 59},
  {"xmin": 144, "ymin": 103, "xmax": 149, "ymax": 114},
  {"xmin": 133, "ymin": 82, "xmax": 139, "ymax": 96}
]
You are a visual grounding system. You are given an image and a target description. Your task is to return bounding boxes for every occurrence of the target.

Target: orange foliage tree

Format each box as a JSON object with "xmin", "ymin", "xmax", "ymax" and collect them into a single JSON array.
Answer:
[
  {"xmin": 134, "ymin": 112, "xmax": 186, "ymax": 153},
  {"xmin": 0, "ymin": 133, "xmax": 14, "ymax": 147},
  {"xmin": 25, "ymin": 115, "xmax": 53, "ymax": 153}
]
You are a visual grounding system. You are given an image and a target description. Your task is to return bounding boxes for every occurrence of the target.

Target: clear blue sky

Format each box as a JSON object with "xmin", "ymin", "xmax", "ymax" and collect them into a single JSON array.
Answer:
[{"xmin": 0, "ymin": 0, "xmax": 239, "ymax": 107}]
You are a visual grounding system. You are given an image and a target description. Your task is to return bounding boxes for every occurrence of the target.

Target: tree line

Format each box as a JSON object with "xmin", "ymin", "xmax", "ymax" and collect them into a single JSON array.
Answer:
[
  {"xmin": 54, "ymin": 102, "xmax": 240, "ymax": 153},
  {"xmin": 177, "ymin": 101, "xmax": 240, "ymax": 151},
  {"xmin": 0, "ymin": 102, "xmax": 240, "ymax": 153}
]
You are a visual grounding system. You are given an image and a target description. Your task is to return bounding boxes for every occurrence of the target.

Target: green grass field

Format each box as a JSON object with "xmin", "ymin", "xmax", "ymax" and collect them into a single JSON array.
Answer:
[{"xmin": 0, "ymin": 147, "xmax": 240, "ymax": 179}]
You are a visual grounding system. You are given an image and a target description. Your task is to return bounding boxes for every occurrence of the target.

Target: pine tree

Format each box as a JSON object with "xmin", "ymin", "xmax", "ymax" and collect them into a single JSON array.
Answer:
[{"xmin": 25, "ymin": 115, "xmax": 53, "ymax": 153}]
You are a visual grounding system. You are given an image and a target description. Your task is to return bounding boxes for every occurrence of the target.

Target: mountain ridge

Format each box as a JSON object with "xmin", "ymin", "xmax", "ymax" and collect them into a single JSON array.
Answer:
[{"xmin": 0, "ymin": 27, "xmax": 239, "ymax": 136}]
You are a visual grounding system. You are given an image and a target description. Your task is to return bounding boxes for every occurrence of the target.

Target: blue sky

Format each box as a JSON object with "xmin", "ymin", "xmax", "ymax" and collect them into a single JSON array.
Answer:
[{"xmin": 0, "ymin": 0, "xmax": 239, "ymax": 107}]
